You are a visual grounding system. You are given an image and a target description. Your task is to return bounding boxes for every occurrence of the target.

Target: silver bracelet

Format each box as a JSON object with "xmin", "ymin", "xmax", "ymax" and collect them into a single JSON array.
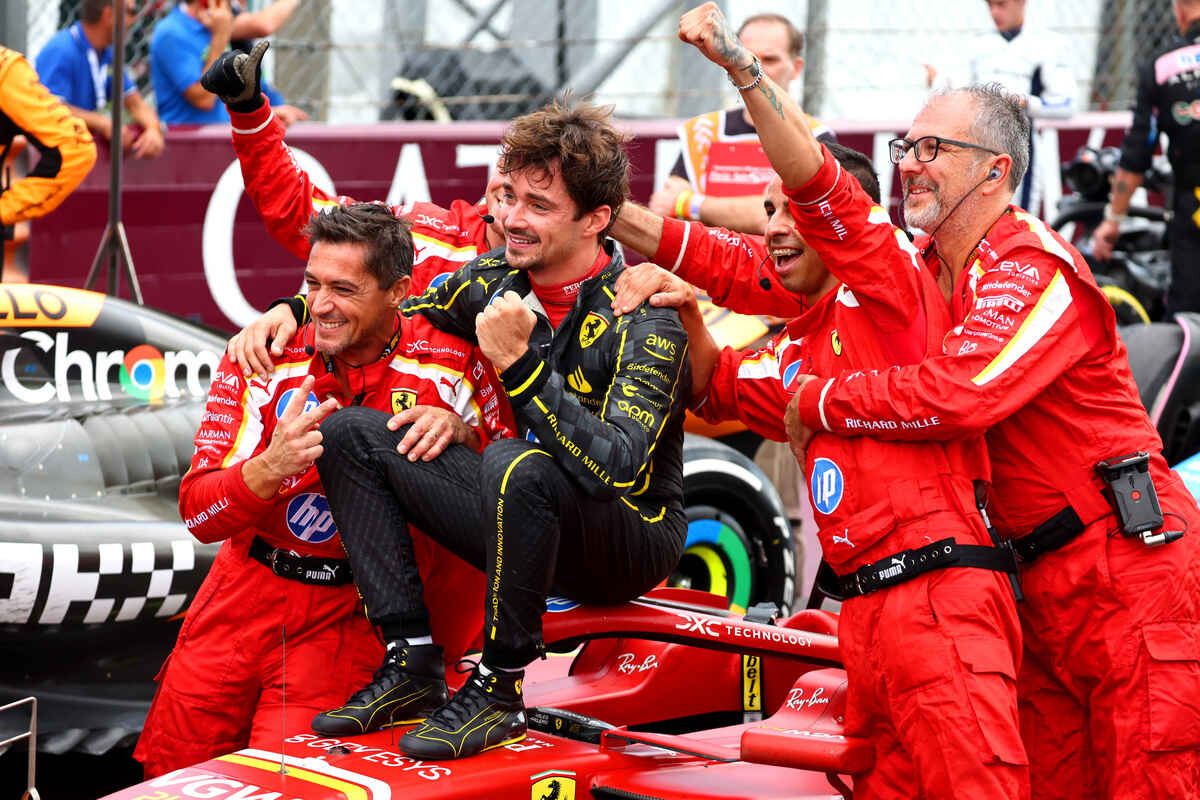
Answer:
[
  {"xmin": 1103, "ymin": 203, "xmax": 1128, "ymax": 223},
  {"xmin": 729, "ymin": 57, "xmax": 763, "ymax": 92}
]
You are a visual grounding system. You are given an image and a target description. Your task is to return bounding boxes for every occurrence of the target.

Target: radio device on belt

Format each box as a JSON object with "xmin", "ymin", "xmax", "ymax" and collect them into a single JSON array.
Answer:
[{"xmin": 1095, "ymin": 452, "xmax": 1181, "ymax": 546}]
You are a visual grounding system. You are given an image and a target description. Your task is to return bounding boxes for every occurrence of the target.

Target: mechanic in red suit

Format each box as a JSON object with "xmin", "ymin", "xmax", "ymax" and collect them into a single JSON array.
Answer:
[
  {"xmin": 611, "ymin": 135, "xmax": 1027, "ymax": 798},
  {"xmin": 134, "ymin": 204, "xmax": 509, "ymax": 777},
  {"xmin": 199, "ymin": 42, "xmax": 506, "ymax": 381},
  {"xmin": 680, "ymin": 5, "xmax": 1200, "ymax": 799}
]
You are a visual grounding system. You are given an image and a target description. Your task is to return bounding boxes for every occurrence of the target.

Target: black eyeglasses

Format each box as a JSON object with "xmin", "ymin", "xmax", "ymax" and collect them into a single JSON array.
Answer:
[{"xmin": 888, "ymin": 136, "xmax": 1000, "ymax": 165}]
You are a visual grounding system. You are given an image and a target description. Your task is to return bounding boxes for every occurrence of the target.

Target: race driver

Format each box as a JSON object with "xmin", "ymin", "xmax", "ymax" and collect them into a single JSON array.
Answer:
[
  {"xmin": 200, "ymin": 41, "xmax": 506, "ymax": 380},
  {"xmin": 134, "ymin": 204, "xmax": 507, "ymax": 776},
  {"xmin": 679, "ymin": 4, "xmax": 1200, "ymax": 797},
  {"xmin": 611, "ymin": 138, "xmax": 1027, "ymax": 796},
  {"xmin": 305, "ymin": 100, "xmax": 691, "ymax": 760}
]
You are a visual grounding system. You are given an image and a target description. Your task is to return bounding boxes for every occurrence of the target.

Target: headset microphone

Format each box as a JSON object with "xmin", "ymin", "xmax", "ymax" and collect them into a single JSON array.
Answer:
[
  {"xmin": 479, "ymin": 210, "xmax": 495, "ymax": 224},
  {"xmin": 755, "ymin": 252, "xmax": 773, "ymax": 291},
  {"xmin": 919, "ymin": 170, "xmax": 1000, "ymax": 260},
  {"xmin": 303, "ymin": 323, "xmax": 315, "ymax": 356}
]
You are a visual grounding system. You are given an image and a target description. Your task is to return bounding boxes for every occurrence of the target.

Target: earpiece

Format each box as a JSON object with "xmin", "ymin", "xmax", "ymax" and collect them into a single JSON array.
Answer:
[{"xmin": 988, "ymin": 167, "xmax": 1002, "ymax": 181}]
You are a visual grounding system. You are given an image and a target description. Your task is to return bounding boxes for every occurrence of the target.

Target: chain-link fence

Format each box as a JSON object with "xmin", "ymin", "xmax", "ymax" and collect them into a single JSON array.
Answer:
[{"xmin": 5, "ymin": 0, "xmax": 1189, "ymax": 124}]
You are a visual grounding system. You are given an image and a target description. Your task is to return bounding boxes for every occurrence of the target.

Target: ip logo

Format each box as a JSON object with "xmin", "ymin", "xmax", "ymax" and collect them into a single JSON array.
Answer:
[
  {"xmin": 276, "ymin": 388, "xmax": 320, "ymax": 419},
  {"xmin": 285, "ymin": 493, "xmax": 338, "ymax": 543},
  {"xmin": 782, "ymin": 360, "xmax": 804, "ymax": 389},
  {"xmin": 810, "ymin": 458, "xmax": 844, "ymax": 515}
]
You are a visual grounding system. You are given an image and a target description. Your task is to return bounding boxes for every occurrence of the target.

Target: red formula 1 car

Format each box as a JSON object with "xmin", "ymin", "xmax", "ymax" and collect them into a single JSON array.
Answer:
[{"xmin": 100, "ymin": 589, "xmax": 866, "ymax": 800}]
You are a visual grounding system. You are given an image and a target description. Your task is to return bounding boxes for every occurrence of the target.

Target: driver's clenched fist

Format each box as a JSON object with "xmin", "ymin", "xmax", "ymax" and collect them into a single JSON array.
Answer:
[{"xmin": 679, "ymin": 2, "xmax": 751, "ymax": 72}]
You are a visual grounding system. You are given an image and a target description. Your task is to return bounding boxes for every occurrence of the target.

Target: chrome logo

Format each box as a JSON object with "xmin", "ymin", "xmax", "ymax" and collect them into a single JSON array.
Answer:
[{"xmin": 118, "ymin": 344, "xmax": 166, "ymax": 403}]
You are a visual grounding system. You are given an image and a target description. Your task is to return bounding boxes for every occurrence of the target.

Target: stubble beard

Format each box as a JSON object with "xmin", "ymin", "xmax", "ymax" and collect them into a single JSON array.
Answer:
[{"xmin": 903, "ymin": 186, "xmax": 944, "ymax": 233}]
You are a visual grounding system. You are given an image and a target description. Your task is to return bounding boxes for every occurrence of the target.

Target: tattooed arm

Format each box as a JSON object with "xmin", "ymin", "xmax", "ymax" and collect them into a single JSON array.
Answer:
[
  {"xmin": 677, "ymin": 3, "xmax": 823, "ymax": 190},
  {"xmin": 1092, "ymin": 167, "xmax": 1143, "ymax": 262}
]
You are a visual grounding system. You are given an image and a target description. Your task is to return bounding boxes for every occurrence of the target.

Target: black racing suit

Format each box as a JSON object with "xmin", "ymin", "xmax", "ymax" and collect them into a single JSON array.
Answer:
[
  {"xmin": 315, "ymin": 243, "xmax": 692, "ymax": 668},
  {"xmin": 1118, "ymin": 20, "xmax": 1200, "ymax": 313}
]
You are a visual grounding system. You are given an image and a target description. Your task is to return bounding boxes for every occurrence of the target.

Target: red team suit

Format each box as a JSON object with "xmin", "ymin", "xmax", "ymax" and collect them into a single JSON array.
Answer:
[
  {"xmin": 228, "ymin": 99, "xmax": 492, "ymax": 295},
  {"xmin": 135, "ymin": 314, "xmax": 510, "ymax": 776},
  {"xmin": 660, "ymin": 148, "xmax": 1028, "ymax": 799},
  {"xmin": 794, "ymin": 198, "xmax": 1200, "ymax": 793}
]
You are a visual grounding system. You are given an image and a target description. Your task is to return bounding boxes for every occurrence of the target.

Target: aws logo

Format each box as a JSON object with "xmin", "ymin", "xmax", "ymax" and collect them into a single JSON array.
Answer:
[
  {"xmin": 275, "ymin": 388, "xmax": 320, "ymax": 419},
  {"xmin": 643, "ymin": 333, "xmax": 677, "ymax": 360}
]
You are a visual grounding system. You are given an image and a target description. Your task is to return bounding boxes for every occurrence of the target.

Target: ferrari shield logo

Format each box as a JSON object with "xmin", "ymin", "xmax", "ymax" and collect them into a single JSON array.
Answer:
[
  {"xmin": 530, "ymin": 770, "xmax": 576, "ymax": 800},
  {"xmin": 831, "ymin": 329, "xmax": 843, "ymax": 356},
  {"xmin": 578, "ymin": 312, "xmax": 609, "ymax": 349},
  {"xmin": 391, "ymin": 388, "xmax": 417, "ymax": 414}
]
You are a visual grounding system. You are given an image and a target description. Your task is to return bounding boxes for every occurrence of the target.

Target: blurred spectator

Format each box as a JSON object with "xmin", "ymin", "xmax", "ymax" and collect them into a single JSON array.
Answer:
[
  {"xmin": 649, "ymin": 12, "xmax": 835, "ymax": 235},
  {"xmin": 228, "ymin": 0, "xmax": 303, "ymax": 53},
  {"xmin": 1093, "ymin": 0, "xmax": 1200, "ymax": 314},
  {"xmin": 150, "ymin": 0, "xmax": 307, "ymax": 126},
  {"xmin": 36, "ymin": 0, "xmax": 165, "ymax": 159},
  {"xmin": 0, "ymin": 47, "xmax": 96, "ymax": 229},
  {"xmin": 924, "ymin": 0, "xmax": 1075, "ymax": 210}
]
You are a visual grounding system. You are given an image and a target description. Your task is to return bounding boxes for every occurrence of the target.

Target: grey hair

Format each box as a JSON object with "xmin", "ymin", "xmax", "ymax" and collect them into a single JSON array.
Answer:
[{"xmin": 932, "ymin": 83, "xmax": 1030, "ymax": 193}]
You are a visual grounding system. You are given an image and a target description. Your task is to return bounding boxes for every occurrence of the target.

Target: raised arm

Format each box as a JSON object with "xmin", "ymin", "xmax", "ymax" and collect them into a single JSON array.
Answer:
[
  {"xmin": 678, "ymin": 3, "xmax": 823, "ymax": 191},
  {"xmin": 795, "ymin": 239, "xmax": 1098, "ymax": 441}
]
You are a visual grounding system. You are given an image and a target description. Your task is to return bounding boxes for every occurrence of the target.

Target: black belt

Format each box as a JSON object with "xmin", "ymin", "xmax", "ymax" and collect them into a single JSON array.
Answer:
[
  {"xmin": 248, "ymin": 536, "xmax": 354, "ymax": 586},
  {"xmin": 824, "ymin": 538, "xmax": 1019, "ymax": 600},
  {"xmin": 1009, "ymin": 506, "xmax": 1085, "ymax": 565}
]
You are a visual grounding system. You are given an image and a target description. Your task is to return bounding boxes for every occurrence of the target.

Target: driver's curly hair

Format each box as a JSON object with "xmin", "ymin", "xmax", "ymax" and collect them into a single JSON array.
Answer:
[{"xmin": 498, "ymin": 98, "xmax": 630, "ymax": 240}]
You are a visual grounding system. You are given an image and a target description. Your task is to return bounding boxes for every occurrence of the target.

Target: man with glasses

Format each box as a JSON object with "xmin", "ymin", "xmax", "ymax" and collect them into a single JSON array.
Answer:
[
  {"xmin": 35, "ymin": 0, "xmax": 165, "ymax": 159},
  {"xmin": 609, "ymin": 142, "xmax": 1027, "ymax": 797},
  {"xmin": 672, "ymin": 2, "xmax": 1200, "ymax": 795}
]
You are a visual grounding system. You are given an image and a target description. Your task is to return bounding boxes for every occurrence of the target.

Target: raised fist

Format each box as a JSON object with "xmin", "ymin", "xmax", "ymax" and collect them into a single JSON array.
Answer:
[
  {"xmin": 678, "ymin": 3, "xmax": 751, "ymax": 73},
  {"xmin": 201, "ymin": 40, "xmax": 268, "ymax": 113}
]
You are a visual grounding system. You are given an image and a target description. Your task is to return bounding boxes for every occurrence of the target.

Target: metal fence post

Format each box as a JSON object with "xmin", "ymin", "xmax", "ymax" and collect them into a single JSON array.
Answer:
[{"xmin": 803, "ymin": 0, "xmax": 828, "ymax": 117}]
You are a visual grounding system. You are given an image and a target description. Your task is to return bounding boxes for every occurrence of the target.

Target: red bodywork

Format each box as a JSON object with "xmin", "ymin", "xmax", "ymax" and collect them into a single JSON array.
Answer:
[{"xmin": 102, "ymin": 589, "xmax": 867, "ymax": 800}]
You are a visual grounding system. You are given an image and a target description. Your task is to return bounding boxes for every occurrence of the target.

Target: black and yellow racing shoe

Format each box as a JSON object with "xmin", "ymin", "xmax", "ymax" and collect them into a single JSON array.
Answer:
[
  {"xmin": 312, "ymin": 644, "xmax": 447, "ymax": 735},
  {"xmin": 397, "ymin": 665, "xmax": 526, "ymax": 759}
]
